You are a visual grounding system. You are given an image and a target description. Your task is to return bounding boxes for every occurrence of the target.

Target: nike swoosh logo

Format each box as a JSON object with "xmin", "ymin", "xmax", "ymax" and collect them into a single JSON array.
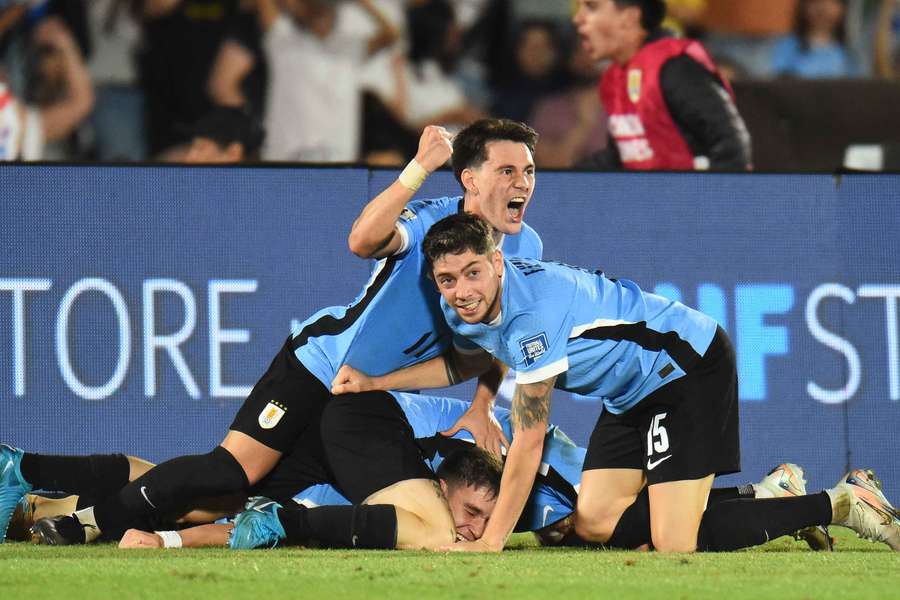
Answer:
[
  {"xmin": 646, "ymin": 455, "xmax": 672, "ymax": 471},
  {"xmin": 140, "ymin": 486, "xmax": 156, "ymax": 509},
  {"xmin": 542, "ymin": 505, "xmax": 554, "ymax": 527}
]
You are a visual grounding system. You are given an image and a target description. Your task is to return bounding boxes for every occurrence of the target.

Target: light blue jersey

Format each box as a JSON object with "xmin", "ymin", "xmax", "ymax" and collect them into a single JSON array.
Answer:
[
  {"xmin": 292, "ymin": 197, "xmax": 543, "ymax": 386},
  {"xmin": 443, "ymin": 258, "xmax": 719, "ymax": 414},
  {"xmin": 292, "ymin": 392, "xmax": 583, "ymax": 532}
]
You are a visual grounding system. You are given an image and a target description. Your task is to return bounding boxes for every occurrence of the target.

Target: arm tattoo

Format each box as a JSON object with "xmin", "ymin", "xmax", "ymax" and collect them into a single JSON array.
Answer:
[
  {"xmin": 444, "ymin": 351, "xmax": 461, "ymax": 386},
  {"xmin": 510, "ymin": 382, "xmax": 553, "ymax": 430}
]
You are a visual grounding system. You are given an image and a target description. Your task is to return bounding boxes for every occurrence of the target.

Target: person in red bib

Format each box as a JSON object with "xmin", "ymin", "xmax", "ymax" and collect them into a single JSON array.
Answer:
[{"xmin": 574, "ymin": 0, "xmax": 752, "ymax": 171}]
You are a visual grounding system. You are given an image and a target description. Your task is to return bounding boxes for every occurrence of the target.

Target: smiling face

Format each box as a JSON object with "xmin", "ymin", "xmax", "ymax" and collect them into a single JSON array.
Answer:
[
  {"xmin": 441, "ymin": 480, "xmax": 497, "ymax": 542},
  {"xmin": 572, "ymin": 0, "xmax": 641, "ymax": 64},
  {"xmin": 432, "ymin": 249, "xmax": 504, "ymax": 324},
  {"xmin": 462, "ymin": 141, "xmax": 535, "ymax": 236}
]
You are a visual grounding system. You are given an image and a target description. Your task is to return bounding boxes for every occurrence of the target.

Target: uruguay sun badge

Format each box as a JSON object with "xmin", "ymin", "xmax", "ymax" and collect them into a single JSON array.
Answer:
[
  {"xmin": 627, "ymin": 68, "xmax": 642, "ymax": 103},
  {"xmin": 259, "ymin": 401, "xmax": 286, "ymax": 429}
]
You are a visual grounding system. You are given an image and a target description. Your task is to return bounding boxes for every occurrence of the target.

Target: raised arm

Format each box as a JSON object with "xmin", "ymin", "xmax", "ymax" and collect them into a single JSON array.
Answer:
[
  {"xmin": 443, "ymin": 376, "xmax": 555, "ymax": 552},
  {"xmin": 347, "ymin": 125, "xmax": 452, "ymax": 258},
  {"xmin": 33, "ymin": 18, "xmax": 95, "ymax": 143}
]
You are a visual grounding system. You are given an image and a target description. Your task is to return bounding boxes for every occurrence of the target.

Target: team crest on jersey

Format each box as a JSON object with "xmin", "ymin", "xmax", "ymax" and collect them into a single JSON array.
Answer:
[
  {"xmin": 399, "ymin": 207, "xmax": 417, "ymax": 222},
  {"xmin": 627, "ymin": 69, "xmax": 642, "ymax": 103},
  {"xmin": 519, "ymin": 333, "xmax": 548, "ymax": 367},
  {"xmin": 258, "ymin": 401, "xmax": 287, "ymax": 429}
]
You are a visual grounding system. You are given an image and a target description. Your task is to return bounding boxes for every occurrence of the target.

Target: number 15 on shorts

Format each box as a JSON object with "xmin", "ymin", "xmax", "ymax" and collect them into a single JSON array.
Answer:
[{"xmin": 646, "ymin": 413, "xmax": 670, "ymax": 471}]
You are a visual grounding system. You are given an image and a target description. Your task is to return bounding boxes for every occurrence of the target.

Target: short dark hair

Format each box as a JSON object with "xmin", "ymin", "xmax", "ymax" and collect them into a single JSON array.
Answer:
[
  {"xmin": 423, "ymin": 213, "xmax": 496, "ymax": 270},
  {"xmin": 436, "ymin": 445, "xmax": 502, "ymax": 498},
  {"xmin": 451, "ymin": 118, "xmax": 538, "ymax": 187},
  {"xmin": 614, "ymin": 0, "xmax": 666, "ymax": 32},
  {"xmin": 178, "ymin": 105, "xmax": 266, "ymax": 157},
  {"xmin": 795, "ymin": 0, "xmax": 847, "ymax": 50}
]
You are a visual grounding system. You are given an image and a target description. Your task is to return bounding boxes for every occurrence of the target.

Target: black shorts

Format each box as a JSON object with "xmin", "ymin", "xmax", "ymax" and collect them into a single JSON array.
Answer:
[
  {"xmin": 248, "ymin": 437, "xmax": 333, "ymax": 505},
  {"xmin": 320, "ymin": 392, "xmax": 436, "ymax": 504},
  {"xmin": 583, "ymin": 326, "xmax": 740, "ymax": 485},
  {"xmin": 229, "ymin": 337, "xmax": 331, "ymax": 454}
]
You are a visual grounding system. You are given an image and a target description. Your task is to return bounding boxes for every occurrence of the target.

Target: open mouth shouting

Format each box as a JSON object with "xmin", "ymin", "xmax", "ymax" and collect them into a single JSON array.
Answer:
[{"xmin": 507, "ymin": 197, "xmax": 526, "ymax": 221}]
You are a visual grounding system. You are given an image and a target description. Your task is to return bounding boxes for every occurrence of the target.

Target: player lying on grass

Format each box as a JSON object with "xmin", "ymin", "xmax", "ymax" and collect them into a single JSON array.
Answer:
[
  {"xmin": 7, "ymin": 395, "xmax": 832, "ymax": 551},
  {"xmin": 0, "ymin": 118, "xmax": 543, "ymax": 545},
  {"xmin": 331, "ymin": 213, "xmax": 900, "ymax": 553}
]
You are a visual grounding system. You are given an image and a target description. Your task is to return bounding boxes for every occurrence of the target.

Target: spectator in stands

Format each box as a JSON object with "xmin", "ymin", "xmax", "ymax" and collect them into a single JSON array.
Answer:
[
  {"xmin": 529, "ymin": 40, "xmax": 607, "ymax": 168},
  {"xmin": 158, "ymin": 104, "xmax": 264, "ymax": 162},
  {"xmin": 0, "ymin": 15, "xmax": 93, "ymax": 160},
  {"xmin": 573, "ymin": 0, "xmax": 751, "ymax": 171},
  {"xmin": 771, "ymin": 0, "xmax": 861, "ymax": 78},
  {"xmin": 875, "ymin": 0, "xmax": 900, "ymax": 78},
  {"xmin": 238, "ymin": 0, "xmax": 398, "ymax": 162},
  {"xmin": 84, "ymin": 0, "xmax": 146, "ymax": 160},
  {"xmin": 662, "ymin": 0, "xmax": 707, "ymax": 38},
  {"xmin": 490, "ymin": 19, "xmax": 567, "ymax": 124},
  {"xmin": 138, "ymin": 0, "xmax": 261, "ymax": 156}
]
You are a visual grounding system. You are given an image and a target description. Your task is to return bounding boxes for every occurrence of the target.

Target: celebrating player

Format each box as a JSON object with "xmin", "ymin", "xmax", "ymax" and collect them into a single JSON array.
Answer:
[
  {"xmin": 333, "ymin": 213, "xmax": 900, "ymax": 553},
  {"xmin": 4, "ymin": 119, "xmax": 543, "ymax": 545}
]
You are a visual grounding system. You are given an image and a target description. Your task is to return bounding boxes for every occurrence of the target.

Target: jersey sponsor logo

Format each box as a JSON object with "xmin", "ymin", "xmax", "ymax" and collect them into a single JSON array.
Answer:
[
  {"xmin": 520, "ymin": 332, "xmax": 549, "ymax": 367},
  {"xmin": 259, "ymin": 400, "xmax": 287, "ymax": 429},
  {"xmin": 627, "ymin": 68, "xmax": 642, "ymax": 103},
  {"xmin": 399, "ymin": 207, "xmax": 417, "ymax": 222},
  {"xmin": 618, "ymin": 138, "xmax": 655, "ymax": 162},
  {"xmin": 608, "ymin": 114, "xmax": 646, "ymax": 137}
]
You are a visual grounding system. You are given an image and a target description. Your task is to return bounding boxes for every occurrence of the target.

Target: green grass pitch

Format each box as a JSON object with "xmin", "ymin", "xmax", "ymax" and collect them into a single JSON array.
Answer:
[{"xmin": 2, "ymin": 529, "xmax": 898, "ymax": 600}]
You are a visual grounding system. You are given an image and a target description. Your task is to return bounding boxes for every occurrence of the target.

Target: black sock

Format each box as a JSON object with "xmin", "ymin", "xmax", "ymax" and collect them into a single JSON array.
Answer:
[
  {"xmin": 708, "ymin": 485, "xmax": 755, "ymax": 505},
  {"xmin": 20, "ymin": 453, "xmax": 130, "ymax": 498},
  {"xmin": 92, "ymin": 446, "xmax": 248, "ymax": 539},
  {"xmin": 605, "ymin": 487, "xmax": 651, "ymax": 549},
  {"xmin": 278, "ymin": 504, "xmax": 397, "ymax": 549},
  {"xmin": 696, "ymin": 492, "xmax": 833, "ymax": 552}
]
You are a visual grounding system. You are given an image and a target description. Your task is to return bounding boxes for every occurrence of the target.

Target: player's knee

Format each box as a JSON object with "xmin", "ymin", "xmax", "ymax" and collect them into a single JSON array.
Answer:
[
  {"xmin": 573, "ymin": 512, "xmax": 616, "ymax": 543},
  {"xmin": 651, "ymin": 527, "xmax": 698, "ymax": 553}
]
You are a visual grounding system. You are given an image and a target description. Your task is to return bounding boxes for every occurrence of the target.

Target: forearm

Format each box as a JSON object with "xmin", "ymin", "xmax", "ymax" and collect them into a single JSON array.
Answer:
[
  {"xmin": 479, "ymin": 429, "xmax": 544, "ymax": 547},
  {"xmin": 41, "ymin": 39, "xmax": 95, "ymax": 142},
  {"xmin": 472, "ymin": 359, "xmax": 507, "ymax": 407},
  {"xmin": 177, "ymin": 523, "xmax": 233, "ymax": 547},
  {"xmin": 359, "ymin": 0, "xmax": 400, "ymax": 55},
  {"xmin": 348, "ymin": 179, "xmax": 418, "ymax": 257},
  {"xmin": 480, "ymin": 377, "xmax": 554, "ymax": 548},
  {"xmin": 374, "ymin": 349, "xmax": 488, "ymax": 391}
]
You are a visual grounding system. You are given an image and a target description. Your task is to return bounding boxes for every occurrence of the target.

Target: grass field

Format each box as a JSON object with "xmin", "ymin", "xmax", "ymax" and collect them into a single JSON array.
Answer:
[{"xmin": 2, "ymin": 529, "xmax": 897, "ymax": 600}]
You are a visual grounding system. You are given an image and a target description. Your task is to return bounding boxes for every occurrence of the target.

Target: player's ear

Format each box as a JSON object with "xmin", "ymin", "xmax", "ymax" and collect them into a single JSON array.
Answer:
[
  {"xmin": 461, "ymin": 167, "xmax": 478, "ymax": 195},
  {"xmin": 439, "ymin": 479, "xmax": 449, "ymax": 496},
  {"xmin": 621, "ymin": 4, "xmax": 642, "ymax": 30},
  {"xmin": 492, "ymin": 249, "xmax": 503, "ymax": 277}
]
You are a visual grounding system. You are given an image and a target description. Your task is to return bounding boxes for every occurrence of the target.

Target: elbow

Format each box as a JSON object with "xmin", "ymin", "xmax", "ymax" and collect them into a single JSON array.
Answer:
[{"xmin": 347, "ymin": 229, "xmax": 376, "ymax": 258}]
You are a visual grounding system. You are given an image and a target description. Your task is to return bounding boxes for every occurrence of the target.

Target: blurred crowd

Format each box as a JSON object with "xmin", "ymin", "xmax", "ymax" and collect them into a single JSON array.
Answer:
[{"xmin": 0, "ymin": 0, "xmax": 898, "ymax": 166}]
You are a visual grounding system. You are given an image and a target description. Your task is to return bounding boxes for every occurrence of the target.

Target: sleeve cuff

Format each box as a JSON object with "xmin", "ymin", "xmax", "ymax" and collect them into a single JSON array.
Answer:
[
  {"xmin": 515, "ymin": 357, "xmax": 568, "ymax": 384},
  {"xmin": 393, "ymin": 223, "xmax": 410, "ymax": 256}
]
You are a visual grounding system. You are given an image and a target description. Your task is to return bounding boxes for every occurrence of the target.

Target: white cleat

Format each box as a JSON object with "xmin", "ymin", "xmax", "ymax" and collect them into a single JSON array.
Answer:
[
  {"xmin": 755, "ymin": 463, "xmax": 807, "ymax": 498},
  {"xmin": 831, "ymin": 469, "xmax": 900, "ymax": 551},
  {"xmin": 756, "ymin": 463, "xmax": 833, "ymax": 551}
]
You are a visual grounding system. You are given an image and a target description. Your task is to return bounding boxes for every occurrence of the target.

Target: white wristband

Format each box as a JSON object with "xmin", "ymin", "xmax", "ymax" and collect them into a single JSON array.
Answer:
[
  {"xmin": 398, "ymin": 159, "xmax": 428, "ymax": 192},
  {"xmin": 155, "ymin": 530, "xmax": 183, "ymax": 548}
]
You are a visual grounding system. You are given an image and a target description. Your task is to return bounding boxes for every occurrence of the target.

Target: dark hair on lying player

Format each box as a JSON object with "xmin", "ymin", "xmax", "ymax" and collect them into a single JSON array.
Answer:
[
  {"xmin": 451, "ymin": 118, "xmax": 538, "ymax": 188},
  {"xmin": 436, "ymin": 445, "xmax": 502, "ymax": 499},
  {"xmin": 423, "ymin": 213, "xmax": 496, "ymax": 270},
  {"xmin": 614, "ymin": 0, "xmax": 666, "ymax": 32}
]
